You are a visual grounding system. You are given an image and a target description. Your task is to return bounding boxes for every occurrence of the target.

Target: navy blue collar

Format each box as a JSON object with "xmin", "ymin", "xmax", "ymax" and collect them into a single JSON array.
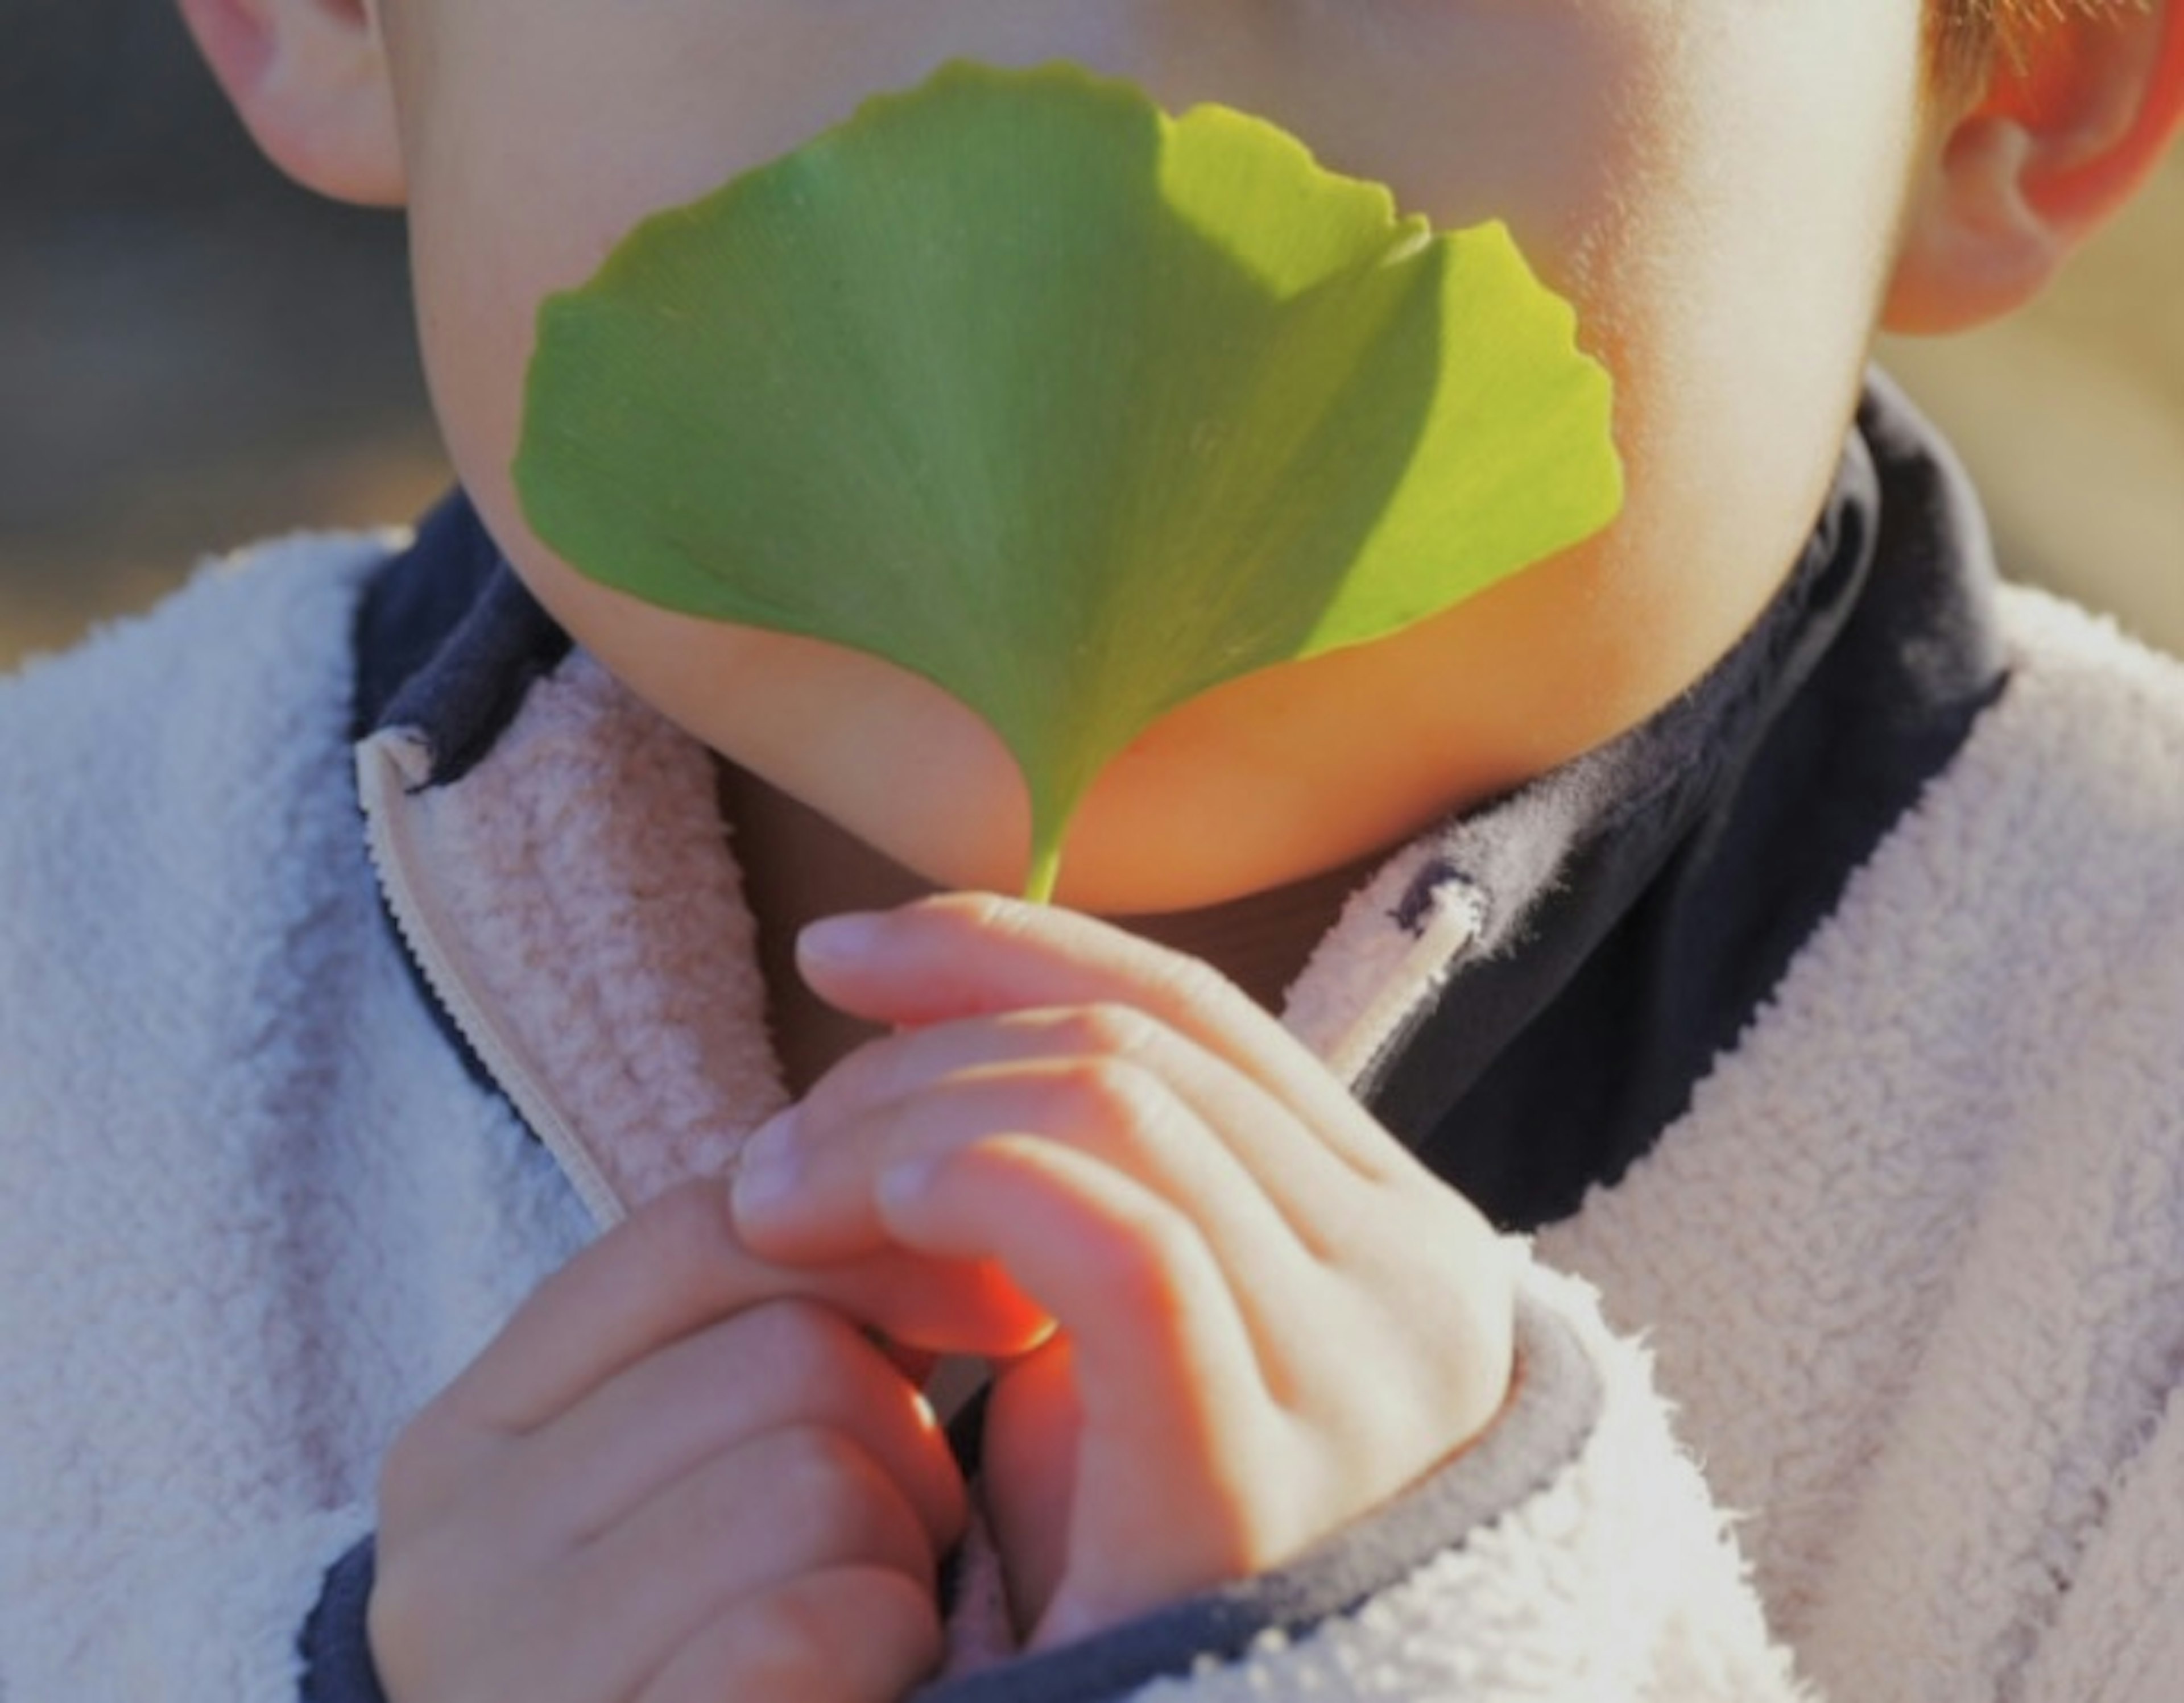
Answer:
[
  {"xmin": 351, "ymin": 495, "xmax": 568, "ymax": 761},
  {"xmin": 352, "ymin": 372, "xmax": 2005, "ymax": 1230},
  {"xmin": 1385, "ymin": 376, "xmax": 2005, "ymax": 1222}
]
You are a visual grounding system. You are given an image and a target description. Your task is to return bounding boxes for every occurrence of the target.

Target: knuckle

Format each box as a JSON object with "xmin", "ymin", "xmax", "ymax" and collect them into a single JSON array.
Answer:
[
  {"xmin": 725, "ymin": 1597, "xmax": 839, "ymax": 1699},
  {"xmin": 365, "ymin": 1550, "xmax": 426, "ymax": 1657},
  {"xmin": 1146, "ymin": 947, "xmax": 1234, "ymax": 1020},
  {"xmin": 376, "ymin": 1411, "xmax": 435, "ymax": 1511},
  {"xmin": 718, "ymin": 1571, "xmax": 938, "ymax": 1703},
  {"xmin": 759, "ymin": 1425, "xmax": 925, "ymax": 1571},
  {"xmin": 367, "ymin": 1520, "xmax": 478, "ymax": 1680},
  {"xmin": 726, "ymin": 1300, "xmax": 872, "ymax": 1409},
  {"xmin": 799, "ymin": 1031, "xmax": 895, "ymax": 1123},
  {"xmin": 1048, "ymin": 1051, "xmax": 1167, "ymax": 1133},
  {"xmin": 1082, "ymin": 1196, "xmax": 1206, "ymax": 1312},
  {"xmin": 377, "ymin": 1400, "xmax": 469, "ymax": 1534},
  {"xmin": 632, "ymin": 1178, "xmax": 741, "ymax": 1287},
  {"xmin": 770, "ymin": 1423, "xmax": 878, "ymax": 1518},
  {"xmin": 1060, "ymin": 999, "xmax": 1164, "ymax": 1060}
]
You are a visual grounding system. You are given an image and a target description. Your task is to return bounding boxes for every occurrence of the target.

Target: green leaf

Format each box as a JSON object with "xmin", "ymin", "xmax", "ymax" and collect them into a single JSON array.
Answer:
[{"xmin": 515, "ymin": 59, "xmax": 1623, "ymax": 901}]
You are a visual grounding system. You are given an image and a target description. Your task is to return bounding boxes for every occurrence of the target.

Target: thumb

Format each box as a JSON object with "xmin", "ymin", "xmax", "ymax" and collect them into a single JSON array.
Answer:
[{"xmin": 438, "ymin": 1179, "xmax": 1052, "ymax": 1438}]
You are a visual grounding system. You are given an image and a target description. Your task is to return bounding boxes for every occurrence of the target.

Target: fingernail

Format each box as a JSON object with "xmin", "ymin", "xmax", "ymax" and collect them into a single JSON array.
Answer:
[
  {"xmin": 731, "ymin": 1108, "xmax": 801, "ymax": 1215},
  {"xmin": 798, "ymin": 911, "xmax": 887, "ymax": 968}
]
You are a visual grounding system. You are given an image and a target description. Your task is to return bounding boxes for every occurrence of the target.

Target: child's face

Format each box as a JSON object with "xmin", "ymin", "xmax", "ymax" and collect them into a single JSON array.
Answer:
[{"xmin": 379, "ymin": 0, "xmax": 1942, "ymax": 908}]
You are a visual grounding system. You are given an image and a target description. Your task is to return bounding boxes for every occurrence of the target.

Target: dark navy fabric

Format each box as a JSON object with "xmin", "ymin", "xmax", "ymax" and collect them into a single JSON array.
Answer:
[
  {"xmin": 350, "ymin": 494, "xmax": 507, "ymax": 743},
  {"xmin": 1349, "ymin": 433, "xmax": 1879, "ymax": 1122},
  {"xmin": 297, "ymin": 1536, "xmax": 387, "ymax": 1703},
  {"xmin": 349, "ymin": 497, "xmax": 574, "ymax": 1103},
  {"xmin": 354, "ymin": 495, "xmax": 572, "ymax": 777},
  {"xmin": 1386, "ymin": 382, "xmax": 2007, "ymax": 1225},
  {"xmin": 308, "ymin": 374, "xmax": 2007, "ymax": 1700}
]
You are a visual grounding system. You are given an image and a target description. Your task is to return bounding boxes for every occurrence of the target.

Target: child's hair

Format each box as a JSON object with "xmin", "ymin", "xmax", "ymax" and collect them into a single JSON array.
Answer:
[{"xmin": 1933, "ymin": 0, "xmax": 2134, "ymax": 85}]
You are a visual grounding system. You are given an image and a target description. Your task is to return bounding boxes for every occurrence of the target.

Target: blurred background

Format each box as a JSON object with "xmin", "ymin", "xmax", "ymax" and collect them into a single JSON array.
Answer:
[
  {"xmin": 1, "ymin": 0, "xmax": 443, "ymax": 666},
  {"xmin": 2, "ymin": 1, "xmax": 2178, "ymax": 669}
]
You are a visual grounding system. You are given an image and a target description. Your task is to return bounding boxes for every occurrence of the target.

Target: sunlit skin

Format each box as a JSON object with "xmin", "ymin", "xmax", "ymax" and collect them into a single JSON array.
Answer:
[{"xmin": 369, "ymin": 0, "xmax": 1953, "ymax": 912}]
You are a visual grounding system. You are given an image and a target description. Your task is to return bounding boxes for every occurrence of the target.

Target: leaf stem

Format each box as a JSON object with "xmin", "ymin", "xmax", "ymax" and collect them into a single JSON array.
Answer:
[{"xmin": 1021, "ymin": 831, "xmax": 1065, "ymax": 905}]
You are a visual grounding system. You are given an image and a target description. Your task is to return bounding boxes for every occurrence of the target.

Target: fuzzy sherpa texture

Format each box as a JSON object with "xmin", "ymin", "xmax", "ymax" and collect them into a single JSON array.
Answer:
[
  {"xmin": 0, "ymin": 540, "xmax": 596, "ymax": 1700},
  {"xmin": 7, "ymin": 537, "xmax": 2184, "ymax": 1701},
  {"xmin": 1541, "ymin": 586, "xmax": 2184, "ymax": 1702},
  {"xmin": 358, "ymin": 649, "xmax": 785, "ymax": 1222},
  {"xmin": 1122, "ymin": 1263, "xmax": 1809, "ymax": 1703}
]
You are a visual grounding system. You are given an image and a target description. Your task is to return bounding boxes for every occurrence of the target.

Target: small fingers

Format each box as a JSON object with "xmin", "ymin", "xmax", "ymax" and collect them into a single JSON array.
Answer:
[
  {"xmin": 797, "ymin": 895, "xmax": 1401, "ymax": 1178},
  {"xmin": 872, "ymin": 1133, "xmax": 1271, "ymax": 1483},
  {"xmin": 540, "ymin": 1424, "xmax": 941, "ymax": 1703},
  {"xmin": 733, "ymin": 1050, "xmax": 1303, "ymax": 1287},
  {"xmin": 518, "ymin": 1299, "xmax": 967, "ymax": 1555},
  {"xmin": 875, "ymin": 1136, "xmax": 1300, "ymax": 1642},
  {"xmin": 413, "ymin": 1183, "xmax": 802, "ymax": 1437},
  {"xmin": 388, "ymin": 1179, "xmax": 1048, "ymax": 1519}
]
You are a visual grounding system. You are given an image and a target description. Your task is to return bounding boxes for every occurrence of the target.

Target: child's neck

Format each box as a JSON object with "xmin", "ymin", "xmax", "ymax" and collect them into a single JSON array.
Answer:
[{"xmin": 717, "ymin": 760, "xmax": 1378, "ymax": 1097}]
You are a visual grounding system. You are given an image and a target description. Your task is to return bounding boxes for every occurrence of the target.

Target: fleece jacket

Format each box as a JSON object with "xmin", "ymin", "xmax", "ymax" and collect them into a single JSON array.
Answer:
[{"xmin": 4, "ymin": 378, "xmax": 2184, "ymax": 1700}]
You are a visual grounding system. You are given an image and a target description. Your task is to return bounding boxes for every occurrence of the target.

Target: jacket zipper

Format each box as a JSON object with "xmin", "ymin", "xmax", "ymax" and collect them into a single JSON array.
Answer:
[{"xmin": 355, "ymin": 727, "xmax": 629, "ymax": 1229}]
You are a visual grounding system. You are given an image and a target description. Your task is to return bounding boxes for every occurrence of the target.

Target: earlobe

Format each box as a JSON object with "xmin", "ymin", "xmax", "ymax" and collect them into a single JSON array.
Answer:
[
  {"xmin": 1884, "ymin": 1, "xmax": 2183, "ymax": 333},
  {"xmin": 178, "ymin": 0, "xmax": 404, "ymax": 207}
]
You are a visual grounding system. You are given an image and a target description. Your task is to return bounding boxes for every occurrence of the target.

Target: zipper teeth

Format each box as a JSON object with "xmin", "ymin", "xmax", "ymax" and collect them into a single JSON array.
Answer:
[{"xmin": 355, "ymin": 731, "xmax": 628, "ymax": 1229}]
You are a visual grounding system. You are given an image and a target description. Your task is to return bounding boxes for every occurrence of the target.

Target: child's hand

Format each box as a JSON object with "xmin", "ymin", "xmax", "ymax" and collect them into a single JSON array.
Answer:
[
  {"xmin": 731, "ymin": 895, "xmax": 1517, "ymax": 1651},
  {"xmin": 368, "ymin": 1181, "xmax": 1046, "ymax": 1703}
]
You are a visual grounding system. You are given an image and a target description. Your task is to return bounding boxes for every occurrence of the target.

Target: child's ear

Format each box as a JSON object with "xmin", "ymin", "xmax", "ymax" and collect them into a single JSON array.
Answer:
[
  {"xmin": 1884, "ymin": 2, "xmax": 2183, "ymax": 332},
  {"xmin": 177, "ymin": 0, "xmax": 403, "ymax": 207}
]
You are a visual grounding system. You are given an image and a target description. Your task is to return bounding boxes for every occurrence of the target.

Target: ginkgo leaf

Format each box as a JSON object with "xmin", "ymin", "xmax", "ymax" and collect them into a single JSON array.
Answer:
[{"xmin": 515, "ymin": 59, "xmax": 1623, "ymax": 900}]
